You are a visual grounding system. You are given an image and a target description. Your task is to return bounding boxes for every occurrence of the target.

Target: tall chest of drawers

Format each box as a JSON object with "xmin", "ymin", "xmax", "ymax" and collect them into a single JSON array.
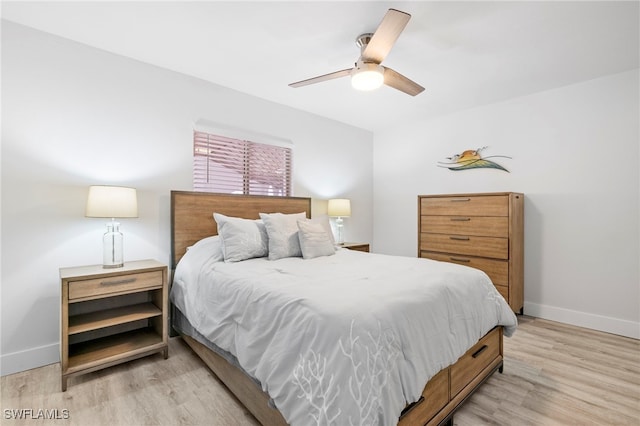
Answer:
[{"xmin": 418, "ymin": 192, "xmax": 524, "ymax": 313}]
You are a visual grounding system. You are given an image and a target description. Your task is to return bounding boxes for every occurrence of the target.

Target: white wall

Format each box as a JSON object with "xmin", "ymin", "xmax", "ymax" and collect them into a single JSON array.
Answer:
[
  {"xmin": 0, "ymin": 22, "xmax": 373, "ymax": 375},
  {"xmin": 373, "ymin": 70, "xmax": 640, "ymax": 338}
]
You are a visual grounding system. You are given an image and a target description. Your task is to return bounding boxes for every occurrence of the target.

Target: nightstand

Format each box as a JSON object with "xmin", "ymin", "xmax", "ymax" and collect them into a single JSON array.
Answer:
[
  {"xmin": 59, "ymin": 259, "xmax": 168, "ymax": 391},
  {"xmin": 340, "ymin": 242, "xmax": 370, "ymax": 253}
]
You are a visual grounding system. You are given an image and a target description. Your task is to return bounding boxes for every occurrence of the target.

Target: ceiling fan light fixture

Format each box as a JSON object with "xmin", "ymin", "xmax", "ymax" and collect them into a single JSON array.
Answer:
[
  {"xmin": 351, "ymin": 63, "xmax": 384, "ymax": 91},
  {"xmin": 289, "ymin": 9, "xmax": 422, "ymax": 96}
]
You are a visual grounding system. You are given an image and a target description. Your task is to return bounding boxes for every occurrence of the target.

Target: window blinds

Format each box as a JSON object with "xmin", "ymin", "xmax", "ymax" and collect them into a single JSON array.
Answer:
[{"xmin": 193, "ymin": 131, "xmax": 292, "ymax": 196}]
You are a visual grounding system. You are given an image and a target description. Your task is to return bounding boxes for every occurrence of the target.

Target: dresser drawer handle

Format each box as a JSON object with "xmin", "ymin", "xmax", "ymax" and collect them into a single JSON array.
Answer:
[
  {"xmin": 451, "ymin": 198, "xmax": 471, "ymax": 202},
  {"xmin": 101, "ymin": 277, "xmax": 137, "ymax": 286},
  {"xmin": 400, "ymin": 396, "xmax": 425, "ymax": 417},
  {"xmin": 451, "ymin": 217, "xmax": 471, "ymax": 221},
  {"xmin": 449, "ymin": 236, "xmax": 470, "ymax": 241},
  {"xmin": 472, "ymin": 345, "xmax": 488, "ymax": 358},
  {"xmin": 450, "ymin": 257, "xmax": 471, "ymax": 263}
]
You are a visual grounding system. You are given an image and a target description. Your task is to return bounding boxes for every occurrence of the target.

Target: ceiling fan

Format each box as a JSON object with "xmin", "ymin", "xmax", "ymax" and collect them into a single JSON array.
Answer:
[{"xmin": 289, "ymin": 8, "xmax": 424, "ymax": 96}]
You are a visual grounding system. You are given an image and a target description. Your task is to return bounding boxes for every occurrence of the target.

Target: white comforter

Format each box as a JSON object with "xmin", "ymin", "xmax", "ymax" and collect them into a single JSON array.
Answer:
[{"xmin": 171, "ymin": 243, "xmax": 517, "ymax": 426}]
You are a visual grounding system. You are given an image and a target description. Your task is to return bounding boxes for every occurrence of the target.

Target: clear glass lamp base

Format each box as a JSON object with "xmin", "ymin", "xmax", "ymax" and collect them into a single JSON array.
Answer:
[
  {"xmin": 335, "ymin": 217, "xmax": 344, "ymax": 245},
  {"xmin": 103, "ymin": 221, "xmax": 124, "ymax": 268}
]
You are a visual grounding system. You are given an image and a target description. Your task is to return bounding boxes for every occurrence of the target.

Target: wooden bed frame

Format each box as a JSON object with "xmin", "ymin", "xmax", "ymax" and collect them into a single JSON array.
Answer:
[{"xmin": 170, "ymin": 190, "xmax": 504, "ymax": 426}]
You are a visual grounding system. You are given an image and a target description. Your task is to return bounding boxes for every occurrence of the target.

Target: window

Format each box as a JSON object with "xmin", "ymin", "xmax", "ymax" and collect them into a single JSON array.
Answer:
[{"xmin": 193, "ymin": 131, "xmax": 292, "ymax": 196}]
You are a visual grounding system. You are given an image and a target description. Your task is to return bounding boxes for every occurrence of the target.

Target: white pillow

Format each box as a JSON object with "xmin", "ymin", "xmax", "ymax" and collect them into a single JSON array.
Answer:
[
  {"xmin": 259, "ymin": 212, "xmax": 307, "ymax": 260},
  {"xmin": 213, "ymin": 213, "xmax": 268, "ymax": 262},
  {"xmin": 306, "ymin": 215, "xmax": 335, "ymax": 246},
  {"xmin": 297, "ymin": 219, "xmax": 336, "ymax": 259}
]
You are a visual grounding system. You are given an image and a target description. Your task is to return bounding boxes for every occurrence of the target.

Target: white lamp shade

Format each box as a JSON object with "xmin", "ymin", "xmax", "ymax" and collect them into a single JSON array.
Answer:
[
  {"xmin": 328, "ymin": 199, "xmax": 351, "ymax": 217},
  {"xmin": 86, "ymin": 185, "xmax": 138, "ymax": 218}
]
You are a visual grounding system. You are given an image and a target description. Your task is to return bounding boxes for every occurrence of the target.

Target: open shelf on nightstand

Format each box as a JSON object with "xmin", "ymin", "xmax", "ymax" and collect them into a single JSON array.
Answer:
[
  {"xmin": 68, "ymin": 302, "xmax": 162, "ymax": 335},
  {"xmin": 67, "ymin": 328, "xmax": 164, "ymax": 373}
]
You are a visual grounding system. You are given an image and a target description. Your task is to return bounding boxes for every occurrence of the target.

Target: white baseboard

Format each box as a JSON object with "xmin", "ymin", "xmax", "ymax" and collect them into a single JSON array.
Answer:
[
  {"xmin": 524, "ymin": 301, "xmax": 640, "ymax": 339},
  {"xmin": 1, "ymin": 343, "xmax": 59, "ymax": 376}
]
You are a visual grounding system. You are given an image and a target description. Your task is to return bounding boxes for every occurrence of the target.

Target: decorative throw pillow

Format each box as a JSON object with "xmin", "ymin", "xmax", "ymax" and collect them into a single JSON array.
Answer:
[
  {"xmin": 306, "ymin": 215, "xmax": 336, "ymax": 246},
  {"xmin": 213, "ymin": 213, "xmax": 268, "ymax": 262},
  {"xmin": 297, "ymin": 219, "xmax": 336, "ymax": 259},
  {"xmin": 259, "ymin": 212, "xmax": 307, "ymax": 260}
]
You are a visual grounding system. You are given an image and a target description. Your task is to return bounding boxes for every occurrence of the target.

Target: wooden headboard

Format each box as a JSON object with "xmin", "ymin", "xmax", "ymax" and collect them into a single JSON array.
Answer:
[{"xmin": 170, "ymin": 191, "xmax": 311, "ymax": 268}]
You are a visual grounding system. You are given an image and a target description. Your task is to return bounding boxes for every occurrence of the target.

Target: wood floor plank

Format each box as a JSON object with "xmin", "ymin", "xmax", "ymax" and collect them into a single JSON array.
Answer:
[{"xmin": 1, "ymin": 316, "xmax": 638, "ymax": 425}]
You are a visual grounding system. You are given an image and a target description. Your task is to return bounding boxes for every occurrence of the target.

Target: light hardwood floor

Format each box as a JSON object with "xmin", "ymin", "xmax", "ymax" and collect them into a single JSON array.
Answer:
[{"xmin": 2, "ymin": 316, "xmax": 639, "ymax": 425}]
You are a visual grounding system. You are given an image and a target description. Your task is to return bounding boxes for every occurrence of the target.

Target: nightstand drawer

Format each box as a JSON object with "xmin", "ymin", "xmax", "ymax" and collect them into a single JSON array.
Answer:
[
  {"xmin": 68, "ymin": 271, "xmax": 163, "ymax": 301},
  {"xmin": 450, "ymin": 327, "xmax": 501, "ymax": 397},
  {"xmin": 341, "ymin": 243, "xmax": 370, "ymax": 252}
]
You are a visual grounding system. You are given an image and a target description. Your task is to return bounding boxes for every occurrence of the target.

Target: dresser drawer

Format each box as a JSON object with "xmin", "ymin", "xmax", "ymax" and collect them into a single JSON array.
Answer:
[
  {"xmin": 68, "ymin": 271, "xmax": 163, "ymax": 301},
  {"xmin": 494, "ymin": 284, "xmax": 509, "ymax": 301},
  {"xmin": 421, "ymin": 215, "xmax": 508, "ymax": 238},
  {"xmin": 451, "ymin": 327, "xmax": 501, "ymax": 397},
  {"xmin": 421, "ymin": 195, "xmax": 508, "ymax": 217},
  {"xmin": 420, "ymin": 251, "xmax": 508, "ymax": 286},
  {"xmin": 420, "ymin": 234, "xmax": 508, "ymax": 260},
  {"xmin": 399, "ymin": 368, "xmax": 448, "ymax": 425}
]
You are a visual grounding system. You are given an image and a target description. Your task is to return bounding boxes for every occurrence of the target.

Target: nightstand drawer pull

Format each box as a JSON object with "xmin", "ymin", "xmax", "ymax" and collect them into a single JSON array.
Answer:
[
  {"xmin": 450, "ymin": 257, "xmax": 471, "ymax": 263},
  {"xmin": 450, "ymin": 217, "xmax": 471, "ymax": 221},
  {"xmin": 472, "ymin": 345, "xmax": 488, "ymax": 358},
  {"xmin": 451, "ymin": 198, "xmax": 471, "ymax": 202},
  {"xmin": 449, "ymin": 236, "xmax": 470, "ymax": 241},
  {"xmin": 101, "ymin": 278, "xmax": 137, "ymax": 286}
]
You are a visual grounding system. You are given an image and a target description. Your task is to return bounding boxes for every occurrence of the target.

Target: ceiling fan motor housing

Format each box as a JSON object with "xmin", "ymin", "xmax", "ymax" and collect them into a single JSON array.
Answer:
[{"xmin": 356, "ymin": 33, "xmax": 374, "ymax": 52}]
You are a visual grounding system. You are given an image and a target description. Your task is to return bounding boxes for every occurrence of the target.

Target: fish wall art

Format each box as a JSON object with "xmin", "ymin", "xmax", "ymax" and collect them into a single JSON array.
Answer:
[{"xmin": 438, "ymin": 146, "xmax": 511, "ymax": 172}]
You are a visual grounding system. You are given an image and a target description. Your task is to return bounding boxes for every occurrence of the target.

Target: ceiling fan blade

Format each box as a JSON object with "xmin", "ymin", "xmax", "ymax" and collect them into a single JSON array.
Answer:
[
  {"xmin": 383, "ymin": 67, "xmax": 425, "ymax": 96},
  {"xmin": 361, "ymin": 9, "xmax": 411, "ymax": 64},
  {"xmin": 289, "ymin": 69, "xmax": 353, "ymax": 88}
]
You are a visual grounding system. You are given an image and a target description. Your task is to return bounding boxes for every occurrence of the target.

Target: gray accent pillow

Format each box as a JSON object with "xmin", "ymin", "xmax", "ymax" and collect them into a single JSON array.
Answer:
[
  {"xmin": 297, "ymin": 219, "xmax": 336, "ymax": 259},
  {"xmin": 259, "ymin": 212, "xmax": 306, "ymax": 260},
  {"xmin": 308, "ymin": 215, "xmax": 336, "ymax": 246},
  {"xmin": 213, "ymin": 213, "xmax": 268, "ymax": 262}
]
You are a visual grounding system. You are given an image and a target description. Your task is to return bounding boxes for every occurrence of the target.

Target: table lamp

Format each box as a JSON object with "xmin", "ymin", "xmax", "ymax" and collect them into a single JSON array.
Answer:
[
  {"xmin": 328, "ymin": 198, "xmax": 351, "ymax": 245},
  {"xmin": 85, "ymin": 185, "xmax": 138, "ymax": 268}
]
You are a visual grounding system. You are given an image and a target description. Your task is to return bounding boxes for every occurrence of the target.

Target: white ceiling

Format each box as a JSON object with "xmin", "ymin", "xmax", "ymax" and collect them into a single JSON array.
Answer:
[{"xmin": 3, "ymin": 1, "xmax": 639, "ymax": 132}]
